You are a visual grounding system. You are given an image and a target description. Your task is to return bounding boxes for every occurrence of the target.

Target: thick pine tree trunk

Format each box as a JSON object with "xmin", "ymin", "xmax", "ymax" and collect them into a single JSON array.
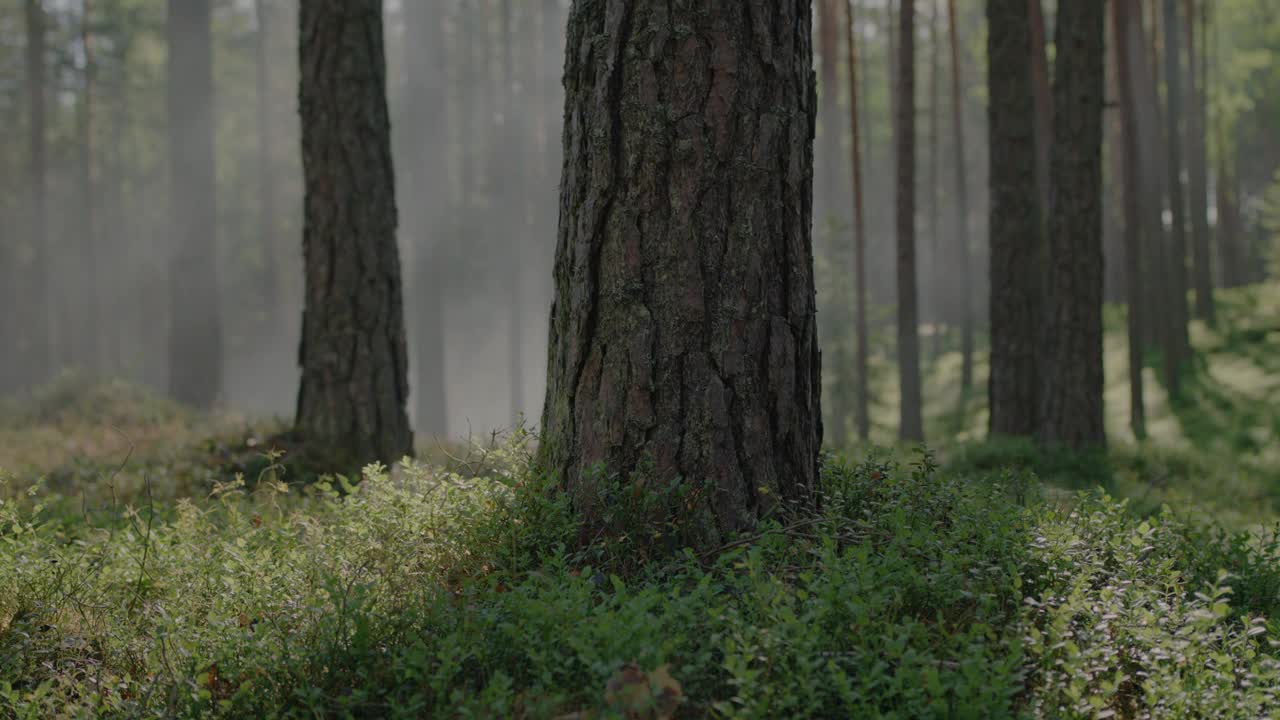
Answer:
[
  {"xmin": 1038, "ymin": 0, "xmax": 1106, "ymax": 449},
  {"xmin": 1183, "ymin": 0, "xmax": 1214, "ymax": 325},
  {"xmin": 296, "ymin": 0, "xmax": 413, "ymax": 466},
  {"xmin": 1114, "ymin": 0, "xmax": 1147, "ymax": 440},
  {"xmin": 986, "ymin": 0, "xmax": 1042, "ymax": 438},
  {"xmin": 897, "ymin": 0, "xmax": 924, "ymax": 442},
  {"xmin": 167, "ymin": 0, "xmax": 222, "ymax": 408},
  {"xmin": 402, "ymin": 0, "xmax": 448, "ymax": 436},
  {"xmin": 847, "ymin": 0, "xmax": 871, "ymax": 442},
  {"xmin": 539, "ymin": 0, "xmax": 822, "ymax": 550}
]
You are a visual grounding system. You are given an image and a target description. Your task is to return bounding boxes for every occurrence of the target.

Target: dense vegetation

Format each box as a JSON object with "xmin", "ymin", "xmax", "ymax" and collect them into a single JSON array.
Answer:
[{"xmin": 2, "ymin": 285, "xmax": 1279, "ymax": 718}]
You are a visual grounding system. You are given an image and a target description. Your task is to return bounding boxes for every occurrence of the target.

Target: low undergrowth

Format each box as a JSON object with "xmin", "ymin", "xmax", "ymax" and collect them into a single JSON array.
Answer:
[{"xmin": 3, "ymin": 440, "xmax": 1280, "ymax": 719}]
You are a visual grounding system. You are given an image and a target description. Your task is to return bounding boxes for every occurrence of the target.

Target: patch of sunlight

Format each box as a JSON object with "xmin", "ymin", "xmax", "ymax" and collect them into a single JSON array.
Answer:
[{"xmin": 1206, "ymin": 354, "xmax": 1280, "ymax": 398}]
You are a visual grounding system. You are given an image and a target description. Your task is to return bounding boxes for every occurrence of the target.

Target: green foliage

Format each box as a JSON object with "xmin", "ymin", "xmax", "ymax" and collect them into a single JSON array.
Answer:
[{"xmin": 4, "ymin": 442, "xmax": 1280, "ymax": 718}]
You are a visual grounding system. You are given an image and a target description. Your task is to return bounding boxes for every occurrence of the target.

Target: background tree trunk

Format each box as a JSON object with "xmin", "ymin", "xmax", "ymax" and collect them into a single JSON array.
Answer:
[
  {"xmin": 817, "ymin": 0, "xmax": 842, "ymax": 228},
  {"xmin": 1114, "ymin": 0, "xmax": 1147, "ymax": 440},
  {"xmin": 501, "ymin": 0, "xmax": 526, "ymax": 425},
  {"xmin": 167, "ymin": 0, "xmax": 222, "ymax": 408},
  {"xmin": 1184, "ymin": 0, "xmax": 1214, "ymax": 325},
  {"xmin": 986, "ymin": 0, "xmax": 1042, "ymax": 438},
  {"xmin": 926, "ymin": 0, "xmax": 941, "ymax": 359},
  {"xmin": 1038, "ymin": 0, "xmax": 1106, "ymax": 449},
  {"xmin": 896, "ymin": 0, "xmax": 924, "ymax": 442},
  {"xmin": 79, "ymin": 0, "xmax": 99, "ymax": 372},
  {"xmin": 402, "ymin": 0, "xmax": 448, "ymax": 437},
  {"xmin": 947, "ymin": 0, "xmax": 973, "ymax": 397},
  {"xmin": 538, "ymin": 0, "xmax": 823, "ymax": 550},
  {"xmin": 24, "ymin": 0, "xmax": 49, "ymax": 389},
  {"xmin": 255, "ymin": 0, "xmax": 281, "ymax": 342},
  {"xmin": 847, "ymin": 0, "xmax": 870, "ymax": 442},
  {"xmin": 296, "ymin": 0, "xmax": 413, "ymax": 466},
  {"xmin": 1028, "ymin": 0, "xmax": 1052, "ymax": 222},
  {"xmin": 1163, "ymin": 0, "xmax": 1192, "ymax": 387}
]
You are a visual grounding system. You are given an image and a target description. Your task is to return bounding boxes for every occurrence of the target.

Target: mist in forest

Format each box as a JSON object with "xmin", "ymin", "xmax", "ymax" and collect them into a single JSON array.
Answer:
[{"xmin": 1, "ymin": 0, "xmax": 1275, "ymax": 443}]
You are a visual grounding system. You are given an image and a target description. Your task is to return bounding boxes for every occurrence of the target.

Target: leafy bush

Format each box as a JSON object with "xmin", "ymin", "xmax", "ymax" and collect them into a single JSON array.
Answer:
[{"xmin": 2, "ymin": 442, "xmax": 1280, "ymax": 718}]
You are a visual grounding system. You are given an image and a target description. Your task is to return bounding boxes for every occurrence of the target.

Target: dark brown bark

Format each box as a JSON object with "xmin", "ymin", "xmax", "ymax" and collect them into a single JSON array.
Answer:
[
  {"xmin": 167, "ymin": 0, "xmax": 222, "ymax": 407},
  {"xmin": 402, "ymin": 0, "xmax": 448, "ymax": 436},
  {"xmin": 986, "ymin": 0, "xmax": 1042, "ymax": 438},
  {"xmin": 946, "ymin": 0, "xmax": 973, "ymax": 394},
  {"xmin": 1184, "ymin": 0, "xmax": 1214, "ymax": 324},
  {"xmin": 1038, "ymin": 0, "xmax": 1106, "ymax": 449},
  {"xmin": 296, "ymin": 0, "xmax": 413, "ymax": 465},
  {"xmin": 896, "ymin": 0, "xmax": 923, "ymax": 442},
  {"xmin": 24, "ymin": 0, "xmax": 49, "ymax": 387},
  {"xmin": 538, "ymin": 0, "xmax": 822, "ymax": 549},
  {"xmin": 1162, "ymin": 0, "xmax": 1192, "ymax": 387},
  {"xmin": 847, "ymin": 0, "xmax": 870, "ymax": 442},
  {"xmin": 1028, "ymin": 0, "xmax": 1053, "ymax": 220},
  {"xmin": 1113, "ymin": 0, "xmax": 1148, "ymax": 440}
]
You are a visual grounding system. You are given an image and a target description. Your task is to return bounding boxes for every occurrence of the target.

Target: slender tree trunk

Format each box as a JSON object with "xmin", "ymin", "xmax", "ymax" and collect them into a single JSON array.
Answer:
[
  {"xmin": 24, "ymin": 0, "xmax": 48, "ymax": 388},
  {"xmin": 1163, "ymin": 0, "xmax": 1192, "ymax": 385},
  {"xmin": 1113, "ymin": 0, "xmax": 1147, "ymax": 440},
  {"xmin": 946, "ymin": 0, "xmax": 973, "ymax": 395},
  {"xmin": 167, "ymin": 0, "xmax": 222, "ymax": 407},
  {"xmin": 896, "ymin": 0, "xmax": 924, "ymax": 442},
  {"xmin": 1129, "ymin": 6, "xmax": 1181, "ymax": 395},
  {"xmin": 1038, "ymin": 0, "xmax": 1106, "ymax": 449},
  {"xmin": 847, "ymin": 0, "xmax": 870, "ymax": 442},
  {"xmin": 296, "ymin": 0, "xmax": 413, "ymax": 465},
  {"xmin": 1184, "ymin": 0, "xmax": 1214, "ymax": 324},
  {"xmin": 539, "ymin": 0, "xmax": 822, "ymax": 550},
  {"xmin": 1028, "ymin": 0, "xmax": 1052, "ymax": 221},
  {"xmin": 986, "ymin": 0, "xmax": 1042, "ymax": 438},
  {"xmin": 402, "ymin": 0, "xmax": 448, "ymax": 436},
  {"xmin": 926, "ymin": 0, "xmax": 942, "ymax": 358},
  {"xmin": 817, "ymin": 0, "xmax": 841, "ymax": 227},
  {"xmin": 502, "ymin": 0, "xmax": 525, "ymax": 424},
  {"xmin": 79, "ymin": 0, "xmax": 99, "ymax": 372},
  {"xmin": 255, "ymin": 0, "xmax": 281, "ymax": 339}
]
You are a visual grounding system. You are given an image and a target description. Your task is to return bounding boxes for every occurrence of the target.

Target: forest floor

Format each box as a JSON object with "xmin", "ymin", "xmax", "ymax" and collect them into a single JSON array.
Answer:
[{"xmin": 1, "ymin": 283, "xmax": 1279, "ymax": 718}]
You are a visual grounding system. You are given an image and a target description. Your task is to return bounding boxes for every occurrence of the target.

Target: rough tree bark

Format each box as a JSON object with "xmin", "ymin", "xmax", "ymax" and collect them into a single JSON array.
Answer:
[
  {"xmin": 167, "ymin": 0, "xmax": 222, "ymax": 408},
  {"xmin": 1038, "ymin": 0, "xmax": 1106, "ymax": 449},
  {"xmin": 296, "ymin": 0, "xmax": 413, "ymax": 465},
  {"xmin": 946, "ymin": 0, "xmax": 973, "ymax": 395},
  {"xmin": 402, "ymin": 0, "xmax": 448, "ymax": 436},
  {"xmin": 538, "ymin": 0, "xmax": 823, "ymax": 550},
  {"xmin": 847, "ymin": 0, "xmax": 870, "ymax": 441},
  {"xmin": 1184, "ymin": 0, "xmax": 1214, "ymax": 325},
  {"xmin": 986, "ymin": 0, "xmax": 1042, "ymax": 438},
  {"xmin": 1114, "ymin": 0, "xmax": 1148, "ymax": 440},
  {"xmin": 896, "ymin": 0, "xmax": 924, "ymax": 442}
]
